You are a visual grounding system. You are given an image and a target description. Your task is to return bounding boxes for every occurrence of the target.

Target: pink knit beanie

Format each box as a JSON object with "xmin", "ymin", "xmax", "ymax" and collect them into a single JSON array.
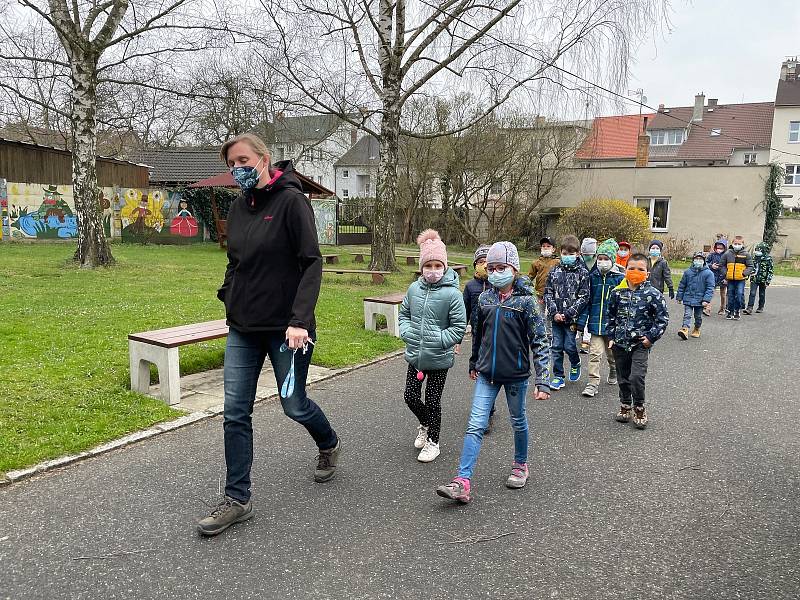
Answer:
[{"xmin": 417, "ymin": 229, "xmax": 448, "ymax": 269}]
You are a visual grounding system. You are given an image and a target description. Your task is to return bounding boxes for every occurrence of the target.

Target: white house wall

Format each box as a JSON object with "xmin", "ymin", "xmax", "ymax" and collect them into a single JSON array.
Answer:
[{"xmin": 769, "ymin": 105, "xmax": 800, "ymax": 208}]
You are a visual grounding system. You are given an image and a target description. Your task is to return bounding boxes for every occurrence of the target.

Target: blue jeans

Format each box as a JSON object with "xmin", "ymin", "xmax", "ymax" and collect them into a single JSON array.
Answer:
[
  {"xmin": 682, "ymin": 305, "xmax": 704, "ymax": 328},
  {"xmin": 223, "ymin": 327, "xmax": 337, "ymax": 502},
  {"xmin": 457, "ymin": 375, "xmax": 529, "ymax": 480},
  {"xmin": 551, "ymin": 322, "xmax": 579, "ymax": 378},
  {"xmin": 747, "ymin": 281, "xmax": 766, "ymax": 310},
  {"xmin": 727, "ymin": 280, "xmax": 746, "ymax": 313}
]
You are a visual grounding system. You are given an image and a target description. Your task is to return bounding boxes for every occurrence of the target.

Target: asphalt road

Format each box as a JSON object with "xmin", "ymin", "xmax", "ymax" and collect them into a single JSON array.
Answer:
[{"xmin": 2, "ymin": 288, "xmax": 799, "ymax": 600}]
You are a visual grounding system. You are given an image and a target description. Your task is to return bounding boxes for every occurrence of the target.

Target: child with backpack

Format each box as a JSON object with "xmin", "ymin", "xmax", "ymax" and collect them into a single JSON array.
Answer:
[
  {"xmin": 744, "ymin": 242, "xmax": 774, "ymax": 314},
  {"xmin": 577, "ymin": 239, "xmax": 624, "ymax": 398},
  {"xmin": 676, "ymin": 251, "xmax": 715, "ymax": 339},
  {"xmin": 543, "ymin": 235, "xmax": 590, "ymax": 390},
  {"xmin": 399, "ymin": 230, "xmax": 467, "ymax": 462},
  {"xmin": 436, "ymin": 241, "xmax": 550, "ymax": 503}
]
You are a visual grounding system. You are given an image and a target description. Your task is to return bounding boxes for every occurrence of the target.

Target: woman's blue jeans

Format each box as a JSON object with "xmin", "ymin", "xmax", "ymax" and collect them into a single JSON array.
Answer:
[
  {"xmin": 457, "ymin": 374, "xmax": 529, "ymax": 480},
  {"xmin": 223, "ymin": 327, "xmax": 337, "ymax": 502}
]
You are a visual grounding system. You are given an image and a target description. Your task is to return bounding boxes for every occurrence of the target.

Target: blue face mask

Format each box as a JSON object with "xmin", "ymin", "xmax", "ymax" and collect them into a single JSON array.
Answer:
[
  {"xmin": 488, "ymin": 270, "xmax": 515, "ymax": 289},
  {"xmin": 649, "ymin": 248, "xmax": 661, "ymax": 257},
  {"xmin": 692, "ymin": 259, "xmax": 704, "ymax": 269},
  {"xmin": 561, "ymin": 254, "xmax": 577, "ymax": 266},
  {"xmin": 231, "ymin": 157, "xmax": 265, "ymax": 191}
]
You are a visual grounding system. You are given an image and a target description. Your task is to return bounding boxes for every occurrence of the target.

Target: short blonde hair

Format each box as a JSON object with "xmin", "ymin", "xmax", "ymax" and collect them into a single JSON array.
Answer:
[{"xmin": 220, "ymin": 133, "xmax": 271, "ymax": 165}]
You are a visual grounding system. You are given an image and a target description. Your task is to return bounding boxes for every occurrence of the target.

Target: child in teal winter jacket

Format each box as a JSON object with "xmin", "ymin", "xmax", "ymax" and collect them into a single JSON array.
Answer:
[
  {"xmin": 399, "ymin": 230, "xmax": 466, "ymax": 463},
  {"xmin": 676, "ymin": 251, "xmax": 715, "ymax": 339}
]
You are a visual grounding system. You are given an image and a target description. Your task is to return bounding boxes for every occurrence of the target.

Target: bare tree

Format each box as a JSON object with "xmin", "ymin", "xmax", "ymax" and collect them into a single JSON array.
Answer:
[
  {"xmin": 261, "ymin": 0, "xmax": 667, "ymax": 270},
  {"xmin": 0, "ymin": 0, "xmax": 233, "ymax": 266}
]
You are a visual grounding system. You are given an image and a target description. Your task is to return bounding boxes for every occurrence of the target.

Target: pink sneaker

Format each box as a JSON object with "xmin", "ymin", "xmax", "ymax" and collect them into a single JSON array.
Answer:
[
  {"xmin": 436, "ymin": 477, "xmax": 471, "ymax": 503},
  {"xmin": 505, "ymin": 462, "xmax": 529, "ymax": 489}
]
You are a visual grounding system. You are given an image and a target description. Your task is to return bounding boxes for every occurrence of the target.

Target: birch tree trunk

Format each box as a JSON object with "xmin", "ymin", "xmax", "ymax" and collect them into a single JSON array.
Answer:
[
  {"xmin": 372, "ymin": 103, "xmax": 399, "ymax": 271},
  {"xmin": 70, "ymin": 51, "xmax": 114, "ymax": 267}
]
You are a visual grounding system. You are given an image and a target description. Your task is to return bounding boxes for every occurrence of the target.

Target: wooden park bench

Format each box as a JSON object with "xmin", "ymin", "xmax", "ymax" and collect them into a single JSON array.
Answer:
[
  {"xmin": 129, "ymin": 320, "xmax": 229, "ymax": 406},
  {"xmin": 323, "ymin": 268, "xmax": 391, "ymax": 284},
  {"xmin": 321, "ymin": 254, "xmax": 340, "ymax": 264},
  {"xmin": 363, "ymin": 292, "xmax": 405, "ymax": 337}
]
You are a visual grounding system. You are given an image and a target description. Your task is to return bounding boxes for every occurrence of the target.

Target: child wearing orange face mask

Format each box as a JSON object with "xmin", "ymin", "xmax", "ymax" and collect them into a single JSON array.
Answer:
[{"xmin": 606, "ymin": 253, "xmax": 670, "ymax": 429}]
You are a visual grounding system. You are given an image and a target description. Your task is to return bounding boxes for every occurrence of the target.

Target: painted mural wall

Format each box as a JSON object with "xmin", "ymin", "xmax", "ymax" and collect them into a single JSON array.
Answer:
[
  {"xmin": 0, "ymin": 181, "xmax": 203, "ymax": 244},
  {"xmin": 311, "ymin": 199, "xmax": 336, "ymax": 246}
]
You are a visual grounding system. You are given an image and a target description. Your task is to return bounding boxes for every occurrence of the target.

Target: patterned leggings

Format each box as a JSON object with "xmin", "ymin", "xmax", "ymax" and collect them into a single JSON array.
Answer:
[{"xmin": 403, "ymin": 364, "xmax": 448, "ymax": 443}]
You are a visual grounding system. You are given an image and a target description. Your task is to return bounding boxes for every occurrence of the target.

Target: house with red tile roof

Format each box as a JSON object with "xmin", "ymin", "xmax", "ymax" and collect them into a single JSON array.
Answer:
[{"xmin": 575, "ymin": 114, "xmax": 651, "ymax": 166}]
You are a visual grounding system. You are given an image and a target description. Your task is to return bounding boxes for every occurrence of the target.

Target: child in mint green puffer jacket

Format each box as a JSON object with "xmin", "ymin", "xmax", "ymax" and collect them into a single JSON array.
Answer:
[{"xmin": 399, "ymin": 229, "xmax": 467, "ymax": 463}]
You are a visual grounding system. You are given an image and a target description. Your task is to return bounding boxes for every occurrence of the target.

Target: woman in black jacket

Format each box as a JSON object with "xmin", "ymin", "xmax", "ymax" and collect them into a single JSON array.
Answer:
[{"xmin": 198, "ymin": 133, "xmax": 340, "ymax": 536}]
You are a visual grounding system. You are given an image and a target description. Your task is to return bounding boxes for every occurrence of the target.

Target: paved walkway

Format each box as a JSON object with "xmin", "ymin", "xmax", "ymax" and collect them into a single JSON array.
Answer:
[{"xmin": 1, "ymin": 289, "xmax": 798, "ymax": 599}]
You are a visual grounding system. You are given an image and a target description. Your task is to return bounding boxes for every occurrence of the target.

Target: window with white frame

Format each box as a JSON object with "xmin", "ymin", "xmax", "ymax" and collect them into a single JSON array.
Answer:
[
  {"xmin": 362, "ymin": 181, "xmax": 371, "ymax": 196},
  {"xmin": 790, "ymin": 122, "xmax": 800, "ymax": 143},
  {"xmin": 342, "ymin": 188, "xmax": 349, "ymax": 198},
  {"xmin": 786, "ymin": 165, "xmax": 800, "ymax": 185},
  {"xmin": 635, "ymin": 197, "xmax": 670, "ymax": 231},
  {"xmin": 342, "ymin": 169, "xmax": 350, "ymax": 179},
  {"xmin": 744, "ymin": 153, "xmax": 758, "ymax": 165},
  {"xmin": 490, "ymin": 179, "xmax": 503, "ymax": 195},
  {"xmin": 648, "ymin": 129, "xmax": 684, "ymax": 145}
]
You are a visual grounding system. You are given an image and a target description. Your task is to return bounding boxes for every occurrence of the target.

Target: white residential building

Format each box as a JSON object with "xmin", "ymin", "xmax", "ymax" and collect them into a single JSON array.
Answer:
[{"xmin": 769, "ymin": 57, "xmax": 800, "ymax": 208}]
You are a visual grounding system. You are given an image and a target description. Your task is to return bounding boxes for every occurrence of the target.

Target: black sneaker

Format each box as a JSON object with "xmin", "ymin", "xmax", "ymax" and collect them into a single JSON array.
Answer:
[
  {"xmin": 725, "ymin": 312, "xmax": 734, "ymax": 320},
  {"xmin": 197, "ymin": 496, "xmax": 253, "ymax": 536},
  {"xmin": 743, "ymin": 308, "xmax": 753, "ymax": 315},
  {"xmin": 755, "ymin": 308, "xmax": 764, "ymax": 313},
  {"xmin": 314, "ymin": 439, "xmax": 341, "ymax": 482},
  {"xmin": 734, "ymin": 311, "xmax": 741, "ymax": 320}
]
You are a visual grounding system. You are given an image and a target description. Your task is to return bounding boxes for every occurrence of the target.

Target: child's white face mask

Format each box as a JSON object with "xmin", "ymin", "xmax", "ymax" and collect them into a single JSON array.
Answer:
[{"xmin": 597, "ymin": 259, "xmax": 613, "ymax": 272}]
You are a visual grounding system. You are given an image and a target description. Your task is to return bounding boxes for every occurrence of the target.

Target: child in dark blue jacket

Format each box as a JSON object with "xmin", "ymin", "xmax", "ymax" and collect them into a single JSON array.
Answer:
[
  {"xmin": 437, "ymin": 241, "xmax": 550, "ymax": 504},
  {"xmin": 543, "ymin": 235, "xmax": 590, "ymax": 390},
  {"xmin": 676, "ymin": 251, "xmax": 715, "ymax": 339},
  {"xmin": 607, "ymin": 253, "xmax": 669, "ymax": 429}
]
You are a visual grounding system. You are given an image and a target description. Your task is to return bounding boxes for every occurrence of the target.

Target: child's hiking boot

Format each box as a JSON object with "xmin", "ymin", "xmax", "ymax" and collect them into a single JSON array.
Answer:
[
  {"xmin": 417, "ymin": 440, "xmax": 440, "ymax": 463},
  {"xmin": 550, "ymin": 376, "xmax": 565, "ymax": 390},
  {"xmin": 690, "ymin": 327, "xmax": 701, "ymax": 338},
  {"xmin": 615, "ymin": 404, "xmax": 632, "ymax": 423},
  {"xmin": 581, "ymin": 383, "xmax": 598, "ymax": 397},
  {"xmin": 436, "ymin": 477, "xmax": 471, "ymax": 503},
  {"xmin": 632, "ymin": 406, "xmax": 648, "ymax": 429},
  {"xmin": 579, "ymin": 341, "xmax": 590, "ymax": 354},
  {"xmin": 678, "ymin": 327, "xmax": 689, "ymax": 340},
  {"xmin": 197, "ymin": 496, "xmax": 253, "ymax": 536},
  {"xmin": 314, "ymin": 439, "xmax": 341, "ymax": 482},
  {"xmin": 568, "ymin": 364, "xmax": 581, "ymax": 382},
  {"xmin": 718, "ymin": 308, "xmax": 726, "ymax": 315},
  {"xmin": 505, "ymin": 462, "xmax": 529, "ymax": 489},
  {"xmin": 414, "ymin": 425, "xmax": 429, "ymax": 449},
  {"xmin": 607, "ymin": 369, "xmax": 618, "ymax": 385}
]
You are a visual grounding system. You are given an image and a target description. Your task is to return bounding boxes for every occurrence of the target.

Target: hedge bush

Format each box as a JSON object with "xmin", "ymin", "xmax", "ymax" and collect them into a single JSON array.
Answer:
[{"xmin": 556, "ymin": 198, "xmax": 651, "ymax": 248}]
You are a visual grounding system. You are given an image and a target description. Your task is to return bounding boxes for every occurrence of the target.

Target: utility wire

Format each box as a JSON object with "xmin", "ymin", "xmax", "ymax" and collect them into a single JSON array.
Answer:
[{"xmin": 415, "ymin": 0, "xmax": 800, "ymax": 160}]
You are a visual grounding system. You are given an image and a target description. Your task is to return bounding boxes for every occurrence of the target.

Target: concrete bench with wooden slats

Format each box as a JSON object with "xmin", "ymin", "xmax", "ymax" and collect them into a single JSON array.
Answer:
[
  {"xmin": 363, "ymin": 292, "xmax": 405, "ymax": 337},
  {"xmin": 129, "ymin": 319, "xmax": 229, "ymax": 405},
  {"xmin": 323, "ymin": 268, "xmax": 391, "ymax": 284}
]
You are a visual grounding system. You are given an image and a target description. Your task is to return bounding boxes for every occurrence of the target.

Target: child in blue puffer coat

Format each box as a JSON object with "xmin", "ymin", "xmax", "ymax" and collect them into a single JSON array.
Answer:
[
  {"xmin": 676, "ymin": 251, "xmax": 715, "ymax": 339},
  {"xmin": 399, "ymin": 229, "xmax": 466, "ymax": 463}
]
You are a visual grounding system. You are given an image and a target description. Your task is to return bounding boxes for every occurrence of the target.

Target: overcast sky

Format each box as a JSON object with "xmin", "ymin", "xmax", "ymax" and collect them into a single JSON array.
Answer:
[{"xmin": 624, "ymin": 0, "xmax": 798, "ymax": 112}]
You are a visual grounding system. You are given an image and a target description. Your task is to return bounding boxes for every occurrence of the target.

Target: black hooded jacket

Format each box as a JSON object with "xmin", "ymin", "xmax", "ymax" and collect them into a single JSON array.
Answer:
[{"xmin": 217, "ymin": 160, "xmax": 322, "ymax": 333}]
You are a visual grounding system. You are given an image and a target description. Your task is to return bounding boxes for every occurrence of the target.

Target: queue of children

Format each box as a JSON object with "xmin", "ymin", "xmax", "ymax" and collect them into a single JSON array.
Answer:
[{"xmin": 395, "ymin": 228, "xmax": 776, "ymax": 504}]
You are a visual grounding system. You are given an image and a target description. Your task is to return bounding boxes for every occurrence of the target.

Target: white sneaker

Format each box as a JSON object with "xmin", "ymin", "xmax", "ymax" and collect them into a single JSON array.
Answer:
[
  {"xmin": 414, "ymin": 425, "xmax": 429, "ymax": 449},
  {"xmin": 417, "ymin": 440, "xmax": 440, "ymax": 462}
]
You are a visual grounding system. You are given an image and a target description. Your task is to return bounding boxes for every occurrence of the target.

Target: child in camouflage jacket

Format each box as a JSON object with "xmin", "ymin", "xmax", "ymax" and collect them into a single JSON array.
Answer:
[{"xmin": 744, "ymin": 242, "xmax": 774, "ymax": 314}]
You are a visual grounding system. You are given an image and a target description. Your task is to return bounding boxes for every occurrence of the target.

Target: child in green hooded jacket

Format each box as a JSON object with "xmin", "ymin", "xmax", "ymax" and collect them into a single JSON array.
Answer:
[{"xmin": 744, "ymin": 242, "xmax": 774, "ymax": 314}]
